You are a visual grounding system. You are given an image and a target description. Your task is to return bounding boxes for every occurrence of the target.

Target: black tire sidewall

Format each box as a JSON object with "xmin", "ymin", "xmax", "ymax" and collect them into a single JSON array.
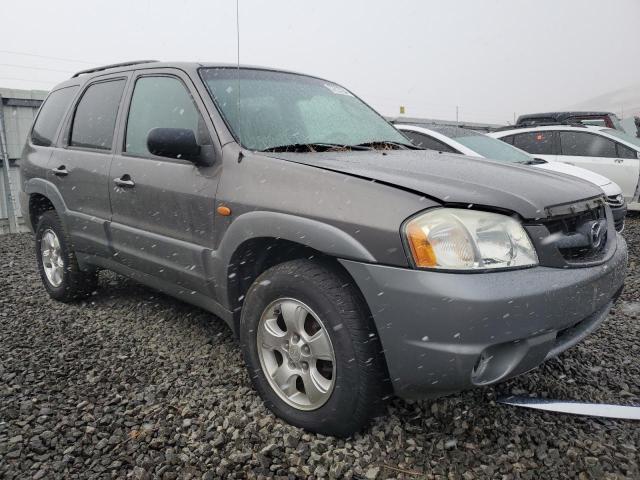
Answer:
[{"xmin": 240, "ymin": 262, "xmax": 372, "ymax": 436}]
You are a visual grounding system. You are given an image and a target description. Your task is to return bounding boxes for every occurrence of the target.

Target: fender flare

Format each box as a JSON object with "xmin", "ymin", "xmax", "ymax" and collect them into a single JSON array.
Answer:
[
  {"xmin": 211, "ymin": 210, "xmax": 376, "ymax": 308},
  {"xmin": 24, "ymin": 178, "xmax": 69, "ymax": 227}
]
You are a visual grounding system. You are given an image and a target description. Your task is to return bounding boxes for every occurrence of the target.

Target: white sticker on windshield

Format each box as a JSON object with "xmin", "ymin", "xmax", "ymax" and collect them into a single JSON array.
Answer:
[{"xmin": 324, "ymin": 83, "xmax": 353, "ymax": 96}]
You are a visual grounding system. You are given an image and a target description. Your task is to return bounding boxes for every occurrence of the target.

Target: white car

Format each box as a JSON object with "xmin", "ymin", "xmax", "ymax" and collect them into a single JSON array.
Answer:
[
  {"xmin": 489, "ymin": 125, "xmax": 640, "ymax": 211},
  {"xmin": 397, "ymin": 124, "xmax": 626, "ymax": 231}
]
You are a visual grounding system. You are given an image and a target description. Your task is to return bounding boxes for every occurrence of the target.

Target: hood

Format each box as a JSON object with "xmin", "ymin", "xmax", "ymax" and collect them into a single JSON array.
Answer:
[
  {"xmin": 533, "ymin": 161, "xmax": 616, "ymax": 190},
  {"xmin": 264, "ymin": 150, "xmax": 603, "ymax": 219}
]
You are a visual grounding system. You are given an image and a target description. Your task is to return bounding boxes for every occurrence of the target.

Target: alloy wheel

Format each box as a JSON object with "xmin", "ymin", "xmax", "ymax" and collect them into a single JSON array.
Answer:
[
  {"xmin": 41, "ymin": 229, "xmax": 64, "ymax": 287},
  {"xmin": 257, "ymin": 298, "xmax": 336, "ymax": 410}
]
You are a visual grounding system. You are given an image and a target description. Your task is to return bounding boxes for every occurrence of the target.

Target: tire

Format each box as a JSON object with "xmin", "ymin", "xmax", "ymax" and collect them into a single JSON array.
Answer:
[
  {"xmin": 35, "ymin": 210, "xmax": 98, "ymax": 302},
  {"xmin": 240, "ymin": 258, "xmax": 386, "ymax": 437}
]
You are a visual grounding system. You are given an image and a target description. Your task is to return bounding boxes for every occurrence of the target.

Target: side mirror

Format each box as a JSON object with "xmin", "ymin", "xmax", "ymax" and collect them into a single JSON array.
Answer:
[{"xmin": 147, "ymin": 128, "xmax": 201, "ymax": 162}]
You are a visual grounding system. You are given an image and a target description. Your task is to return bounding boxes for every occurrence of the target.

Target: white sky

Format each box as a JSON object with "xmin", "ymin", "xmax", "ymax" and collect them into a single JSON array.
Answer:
[{"xmin": 2, "ymin": 0, "xmax": 640, "ymax": 124}]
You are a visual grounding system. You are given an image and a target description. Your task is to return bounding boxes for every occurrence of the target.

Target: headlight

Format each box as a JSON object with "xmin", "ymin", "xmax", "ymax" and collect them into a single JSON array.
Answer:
[{"xmin": 403, "ymin": 208, "xmax": 538, "ymax": 270}]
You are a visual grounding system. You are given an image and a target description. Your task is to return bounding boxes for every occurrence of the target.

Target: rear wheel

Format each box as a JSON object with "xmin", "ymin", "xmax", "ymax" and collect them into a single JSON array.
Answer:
[
  {"xmin": 35, "ymin": 211, "xmax": 98, "ymax": 302},
  {"xmin": 240, "ymin": 259, "xmax": 386, "ymax": 437}
]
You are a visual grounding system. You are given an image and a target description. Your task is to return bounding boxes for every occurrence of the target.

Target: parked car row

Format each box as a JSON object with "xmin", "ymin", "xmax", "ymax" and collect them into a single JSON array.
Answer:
[
  {"xmin": 490, "ymin": 125, "xmax": 640, "ymax": 211},
  {"xmin": 396, "ymin": 124, "xmax": 628, "ymax": 231},
  {"xmin": 20, "ymin": 61, "xmax": 627, "ymax": 436},
  {"xmin": 515, "ymin": 111, "xmax": 625, "ymax": 131}
]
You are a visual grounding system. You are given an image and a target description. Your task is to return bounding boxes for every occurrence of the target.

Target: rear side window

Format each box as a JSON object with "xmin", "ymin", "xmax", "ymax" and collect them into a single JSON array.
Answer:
[
  {"xmin": 616, "ymin": 142, "xmax": 637, "ymax": 159},
  {"xmin": 559, "ymin": 131, "xmax": 616, "ymax": 157},
  {"xmin": 31, "ymin": 86, "xmax": 78, "ymax": 146},
  {"xmin": 403, "ymin": 131, "xmax": 457, "ymax": 153},
  {"xmin": 70, "ymin": 80, "xmax": 126, "ymax": 150},
  {"xmin": 125, "ymin": 76, "xmax": 210, "ymax": 157},
  {"xmin": 512, "ymin": 131, "xmax": 555, "ymax": 155}
]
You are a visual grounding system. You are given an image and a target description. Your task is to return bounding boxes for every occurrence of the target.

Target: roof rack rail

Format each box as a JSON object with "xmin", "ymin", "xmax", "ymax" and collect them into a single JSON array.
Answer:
[
  {"xmin": 493, "ymin": 121, "xmax": 588, "ymax": 132},
  {"xmin": 72, "ymin": 60, "xmax": 158, "ymax": 78}
]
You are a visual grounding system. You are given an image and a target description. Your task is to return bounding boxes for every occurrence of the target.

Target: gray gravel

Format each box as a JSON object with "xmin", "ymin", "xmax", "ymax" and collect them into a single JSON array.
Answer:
[{"xmin": 1, "ymin": 217, "xmax": 639, "ymax": 480}]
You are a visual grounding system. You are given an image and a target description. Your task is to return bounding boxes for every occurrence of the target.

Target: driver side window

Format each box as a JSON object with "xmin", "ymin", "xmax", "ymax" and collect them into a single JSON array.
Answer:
[{"xmin": 125, "ymin": 76, "xmax": 211, "ymax": 157}]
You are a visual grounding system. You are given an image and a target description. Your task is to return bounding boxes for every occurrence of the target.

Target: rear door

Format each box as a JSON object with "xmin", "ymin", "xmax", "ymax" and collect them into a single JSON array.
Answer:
[
  {"xmin": 108, "ymin": 68, "xmax": 220, "ymax": 295},
  {"xmin": 22, "ymin": 84, "xmax": 79, "ymax": 205},
  {"xmin": 510, "ymin": 131, "xmax": 558, "ymax": 162},
  {"xmin": 48, "ymin": 74, "xmax": 129, "ymax": 256},
  {"xmin": 558, "ymin": 130, "xmax": 639, "ymax": 200}
]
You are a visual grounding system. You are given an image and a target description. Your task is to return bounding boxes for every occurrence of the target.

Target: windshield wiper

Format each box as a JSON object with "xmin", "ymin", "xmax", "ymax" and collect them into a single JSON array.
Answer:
[
  {"xmin": 261, "ymin": 143, "xmax": 372, "ymax": 153},
  {"xmin": 353, "ymin": 140, "xmax": 419, "ymax": 150}
]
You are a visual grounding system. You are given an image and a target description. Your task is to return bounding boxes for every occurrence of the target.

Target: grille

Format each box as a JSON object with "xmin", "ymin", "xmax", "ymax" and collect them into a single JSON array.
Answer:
[
  {"xmin": 606, "ymin": 194, "xmax": 624, "ymax": 208},
  {"xmin": 543, "ymin": 204, "xmax": 608, "ymax": 263}
]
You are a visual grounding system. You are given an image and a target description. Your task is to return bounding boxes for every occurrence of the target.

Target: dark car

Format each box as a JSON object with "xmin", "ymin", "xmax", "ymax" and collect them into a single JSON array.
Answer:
[
  {"xmin": 516, "ymin": 111, "xmax": 625, "ymax": 131},
  {"xmin": 19, "ymin": 61, "xmax": 627, "ymax": 436}
]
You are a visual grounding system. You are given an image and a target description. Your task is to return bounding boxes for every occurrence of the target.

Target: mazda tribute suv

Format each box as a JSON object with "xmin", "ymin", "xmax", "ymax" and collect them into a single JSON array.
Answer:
[{"xmin": 19, "ymin": 61, "xmax": 627, "ymax": 436}]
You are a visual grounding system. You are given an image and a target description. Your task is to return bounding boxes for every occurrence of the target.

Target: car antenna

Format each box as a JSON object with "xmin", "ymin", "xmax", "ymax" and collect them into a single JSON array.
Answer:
[{"xmin": 236, "ymin": 0, "xmax": 244, "ymax": 163}]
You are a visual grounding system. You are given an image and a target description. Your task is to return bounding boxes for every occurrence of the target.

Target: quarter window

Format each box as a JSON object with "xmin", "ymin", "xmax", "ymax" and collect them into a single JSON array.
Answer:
[
  {"xmin": 512, "ymin": 131, "xmax": 554, "ymax": 155},
  {"xmin": 125, "ymin": 76, "xmax": 211, "ymax": 157},
  {"xmin": 402, "ymin": 131, "xmax": 457, "ymax": 153},
  {"xmin": 559, "ymin": 131, "xmax": 616, "ymax": 157},
  {"xmin": 31, "ymin": 86, "xmax": 78, "ymax": 146},
  {"xmin": 70, "ymin": 80, "xmax": 126, "ymax": 150},
  {"xmin": 616, "ymin": 142, "xmax": 637, "ymax": 159}
]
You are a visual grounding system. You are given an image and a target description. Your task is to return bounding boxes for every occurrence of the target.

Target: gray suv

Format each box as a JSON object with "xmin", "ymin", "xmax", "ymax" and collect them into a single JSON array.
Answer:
[{"xmin": 19, "ymin": 61, "xmax": 627, "ymax": 437}]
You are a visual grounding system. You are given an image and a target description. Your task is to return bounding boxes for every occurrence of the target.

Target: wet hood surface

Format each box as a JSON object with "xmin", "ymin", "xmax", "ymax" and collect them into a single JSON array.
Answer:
[{"xmin": 265, "ymin": 149, "xmax": 603, "ymax": 219}]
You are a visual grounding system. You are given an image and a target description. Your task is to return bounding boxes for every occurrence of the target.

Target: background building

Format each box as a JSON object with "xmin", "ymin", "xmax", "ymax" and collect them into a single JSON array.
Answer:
[{"xmin": 0, "ymin": 88, "xmax": 47, "ymax": 233}]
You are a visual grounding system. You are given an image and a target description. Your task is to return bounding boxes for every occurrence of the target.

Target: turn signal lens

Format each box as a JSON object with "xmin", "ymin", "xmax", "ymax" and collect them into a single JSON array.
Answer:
[{"xmin": 406, "ymin": 221, "xmax": 438, "ymax": 267}]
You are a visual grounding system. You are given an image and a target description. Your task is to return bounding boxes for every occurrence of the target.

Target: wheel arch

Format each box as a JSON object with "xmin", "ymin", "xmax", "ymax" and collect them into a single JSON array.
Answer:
[
  {"xmin": 213, "ymin": 210, "xmax": 377, "ymax": 317},
  {"xmin": 24, "ymin": 178, "xmax": 67, "ymax": 231}
]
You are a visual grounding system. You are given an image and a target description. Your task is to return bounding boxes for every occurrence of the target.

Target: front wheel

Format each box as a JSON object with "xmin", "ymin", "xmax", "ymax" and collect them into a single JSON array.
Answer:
[{"xmin": 240, "ymin": 259, "xmax": 386, "ymax": 437}]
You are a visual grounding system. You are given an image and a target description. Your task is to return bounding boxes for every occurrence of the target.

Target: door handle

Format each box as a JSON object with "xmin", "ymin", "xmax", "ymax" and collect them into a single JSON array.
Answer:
[
  {"xmin": 113, "ymin": 175, "xmax": 135, "ymax": 188},
  {"xmin": 51, "ymin": 166, "xmax": 69, "ymax": 176},
  {"xmin": 615, "ymin": 158, "xmax": 624, "ymax": 164}
]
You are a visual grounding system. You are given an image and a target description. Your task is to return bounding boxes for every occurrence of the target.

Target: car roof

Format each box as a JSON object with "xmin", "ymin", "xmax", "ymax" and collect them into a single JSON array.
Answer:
[
  {"xmin": 51, "ymin": 61, "xmax": 332, "ymax": 91},
  {"xmin": 489, "ymin": 125, "xmax": 608, "ymax": 137},
  {"xmin": 517, "ymin": 111, "xmax": 615, "ymax": 122}
]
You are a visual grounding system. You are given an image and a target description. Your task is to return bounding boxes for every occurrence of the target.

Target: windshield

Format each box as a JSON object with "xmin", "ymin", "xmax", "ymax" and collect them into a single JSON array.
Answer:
[
  {"xmin": 199, "ymin": 68, "xmax": 411, "ymax": 151},
  {"xmin": 455, "ymin": 134, "xmax": 533, "ymax": 163},
  {"xmin": 602, "ymin": 128, "xmax": 640, "ymax": 149}
]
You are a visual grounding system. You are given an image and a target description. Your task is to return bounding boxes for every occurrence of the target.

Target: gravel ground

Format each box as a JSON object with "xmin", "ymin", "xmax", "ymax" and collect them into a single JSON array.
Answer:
[{"xmin": 1, "ymin": 217, "xmax": 639, "ymax": 480}]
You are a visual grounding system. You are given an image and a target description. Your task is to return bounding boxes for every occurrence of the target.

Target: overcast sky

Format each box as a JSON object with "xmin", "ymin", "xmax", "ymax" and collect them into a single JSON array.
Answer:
[{"xmin": 2, "ymin": 0, "xmax": 640, "ymax": 124}]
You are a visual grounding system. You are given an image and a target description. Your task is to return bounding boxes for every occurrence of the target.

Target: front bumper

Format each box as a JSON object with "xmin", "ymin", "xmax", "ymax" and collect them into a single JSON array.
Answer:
[{"xmin": 340, "ymin": 233, "xmax": 627, "ymax": 399}]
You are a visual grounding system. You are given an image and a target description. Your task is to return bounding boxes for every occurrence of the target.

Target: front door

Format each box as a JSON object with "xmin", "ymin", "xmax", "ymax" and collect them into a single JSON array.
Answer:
[
  {"xmin": 48, "ymin": 75, "xmax": 129, "ymax": 256},
  {"xmin": 108, "ymin": 69, "xmax": 220, "ymax": 295}
]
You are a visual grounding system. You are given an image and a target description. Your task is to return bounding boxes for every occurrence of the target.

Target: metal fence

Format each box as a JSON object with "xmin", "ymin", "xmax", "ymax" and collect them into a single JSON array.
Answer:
[{"xmin": 0, "ymin": 88, "xmax": 47, "ymax": 234}]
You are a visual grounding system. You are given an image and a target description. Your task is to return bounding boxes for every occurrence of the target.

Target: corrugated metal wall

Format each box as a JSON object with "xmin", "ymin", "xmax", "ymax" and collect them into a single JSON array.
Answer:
[{"xmin": 0, "ymin": 88, "xmax": 48, "ymax": 234}]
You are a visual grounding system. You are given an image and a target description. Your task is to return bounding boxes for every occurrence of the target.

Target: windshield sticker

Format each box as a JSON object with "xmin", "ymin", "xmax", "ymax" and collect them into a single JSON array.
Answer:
[{"xmin": 324, "ymin": 83, "xmax": 353, "ymax": 96}]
